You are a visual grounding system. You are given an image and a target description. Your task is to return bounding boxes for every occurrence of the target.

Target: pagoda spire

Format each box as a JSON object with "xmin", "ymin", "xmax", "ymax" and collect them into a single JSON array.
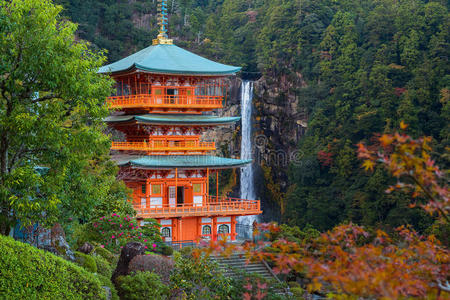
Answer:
[{"xmin": 153, "ymin": 0, "xmax": 173, "ymax": 45}]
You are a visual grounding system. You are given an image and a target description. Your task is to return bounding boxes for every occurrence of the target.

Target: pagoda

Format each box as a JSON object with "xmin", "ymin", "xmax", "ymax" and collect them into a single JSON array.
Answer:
[{"xmin": 99, "ymin": 0, "xmax": 261, "ymax": 244}]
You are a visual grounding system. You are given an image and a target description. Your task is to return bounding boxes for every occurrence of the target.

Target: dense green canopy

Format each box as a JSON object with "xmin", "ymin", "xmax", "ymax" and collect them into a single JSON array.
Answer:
[{"xmin": 0, "ymin": 0, "xmax": 129, "ymax": 234}]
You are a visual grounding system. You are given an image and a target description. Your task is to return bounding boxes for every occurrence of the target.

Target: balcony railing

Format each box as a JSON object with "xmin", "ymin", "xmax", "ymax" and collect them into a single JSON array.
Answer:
[
  {"xmin": 134, "ymin": 196, "xmax": 261, "ymax": 218},
  {"xmin": 107, "ymin": 94, "xmax": 224, "ymax": 110},
  {"xmin": 111, "ymin": 140, "xmax": 215, "ymax": 154}
]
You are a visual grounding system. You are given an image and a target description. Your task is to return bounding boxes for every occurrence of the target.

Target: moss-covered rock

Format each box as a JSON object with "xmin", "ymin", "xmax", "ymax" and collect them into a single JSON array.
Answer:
[
  {"xmin": 74, "ymin": 251, "xmax": 98, "ymax": 273},
  {"xmin": 92, "ymin": 254, "xmax": 113, "ymax": 278}
]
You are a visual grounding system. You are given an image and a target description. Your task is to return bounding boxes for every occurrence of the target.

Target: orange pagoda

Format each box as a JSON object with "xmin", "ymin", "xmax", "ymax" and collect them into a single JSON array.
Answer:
[{"xmin": 99, "ymin": 1, "xmax": 261, "ymax": 244}]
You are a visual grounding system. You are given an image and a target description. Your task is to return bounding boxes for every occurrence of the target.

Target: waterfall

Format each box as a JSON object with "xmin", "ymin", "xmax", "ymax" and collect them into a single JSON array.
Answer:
[{"xmin": 237, "ymin": 81, "xmax": 258, "ymax": 240}]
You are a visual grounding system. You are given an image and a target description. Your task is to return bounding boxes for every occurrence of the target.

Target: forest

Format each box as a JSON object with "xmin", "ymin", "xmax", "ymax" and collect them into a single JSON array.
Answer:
[
  {"xmin": 54, "ymin": 0, "xmax": 449, "ymax": 232},
  {"xmin": 0, "ymin": 0, "xmax": 448, "ymax": 299}
]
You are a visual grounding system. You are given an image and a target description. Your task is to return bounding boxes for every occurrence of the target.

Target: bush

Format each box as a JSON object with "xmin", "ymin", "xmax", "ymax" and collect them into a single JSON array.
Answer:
[
  {"xmin": 128, "ymin": 254, "xmax": 174, "ymax": 284},
  {"xmin": 72, "ymin": 223, "xmax": 102, "ymax": 250},
  {"xmin": 93, "ymin": 246, "xmax": 118, "ymax": 266},
  {"xmin": 90, "ymin": 214, "xmax": 162, "ymax": 253},
  {"xmin": 92, "ymin": 254, "xmax": 112, "ymax": 278},
  {"xmin": 97, "ymin": 274, "xmax": 119, "ymax": 300},
  {"xmin": 159, "ymin": 243, "xmax": 174, "ymax": 256},
  {"xmin": 0, "ymin": 235, "xmax": 106, "ymax": 299},
  {"xmin": 169, "ymin": 254, "xmax": 233, "ymax": 299},
  {"xmin": 116, "ymin": 271, "xmax": 168, "ymax": 300},
  {"xmin": 74, "ymin": 251, "xmax": 98, "ymax": 273},
  {"xmin": 179, "ymin": 246, "xmax": 193, "ymax": 257}
]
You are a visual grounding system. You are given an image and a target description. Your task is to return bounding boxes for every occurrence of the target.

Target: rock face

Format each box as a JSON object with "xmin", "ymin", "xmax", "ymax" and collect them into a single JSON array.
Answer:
[
  {"xmin": 205, "ymin": 76, "xmax": 307, "ymax": 221},
  {"xmin": 111, "ymin": 242, "xmax": 146, "ymax": 284}
]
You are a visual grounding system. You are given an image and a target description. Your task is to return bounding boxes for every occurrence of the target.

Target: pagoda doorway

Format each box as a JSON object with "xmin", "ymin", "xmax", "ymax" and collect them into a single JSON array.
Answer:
[{"xmin": 177, "ymin": 186, "xmax": 184, "ymax": 206}]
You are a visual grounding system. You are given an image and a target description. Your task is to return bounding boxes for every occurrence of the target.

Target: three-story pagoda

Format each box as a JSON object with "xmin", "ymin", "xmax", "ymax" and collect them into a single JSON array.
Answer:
[{"xmin": 99, "ymin": 1, "xmax": 261, "ymax": 243}]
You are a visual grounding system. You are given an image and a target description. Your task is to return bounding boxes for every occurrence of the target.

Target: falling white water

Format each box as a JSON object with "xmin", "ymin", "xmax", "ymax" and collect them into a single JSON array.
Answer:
[{"xmin": 237, "ymin": 81, "xmax": 258, "ymax": 239}]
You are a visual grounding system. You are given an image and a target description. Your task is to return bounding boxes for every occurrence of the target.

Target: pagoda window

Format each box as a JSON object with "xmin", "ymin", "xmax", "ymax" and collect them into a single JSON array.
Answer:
[
  {"xmin": 152, "ymin": 184, "xmax": 161, "ymax": 195},
  {"xmin": 140, "ymin": 197, "xmax": 147, "ymax": 208},
  {"xmin": 141, "ymin": 184, "xmax": 146, "ymax": 195},
  {"xmin": 166, "ymin": 88, "xmax": 178, "ymax": 96},
  {"xmin": 218, "ymin": 224, "xmax": 229, "ymax": 234},
  {"xmin": 161, "ymin": 227, "xmax": 171, "ymax": 238},
  {"xmin": 202, "ymin": 225, "xmax": 211, "ymax": 235},
  {"xmin": 193, "ymin": 183, "xmax": 202, "ymax": 194}
]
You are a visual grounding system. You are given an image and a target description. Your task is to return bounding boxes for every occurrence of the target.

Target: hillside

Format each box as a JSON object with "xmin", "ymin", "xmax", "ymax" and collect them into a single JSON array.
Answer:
[{"xmin": 55, "ymin": 0, "xmax": 449, "ymax": 231}]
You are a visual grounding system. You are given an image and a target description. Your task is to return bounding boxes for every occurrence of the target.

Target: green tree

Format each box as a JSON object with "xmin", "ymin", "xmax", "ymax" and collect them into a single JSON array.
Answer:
[{"xmin": 0, "ymin": 0, "xmax": 116, "ymax": 234}]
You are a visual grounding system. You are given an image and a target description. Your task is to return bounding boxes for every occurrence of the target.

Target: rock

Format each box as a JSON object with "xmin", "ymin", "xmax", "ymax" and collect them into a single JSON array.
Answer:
[
  {"xmin": 128, "ymin": 254, "xmax": 174, "ymax": 284},
  {"xmin": 78, "ymin": 242, "xmax": 94, "ymax": 254},
  {"xmin": 111, "ymin": 242, "xmax": 146, "ymax": 284},
  {"xmin": 49, "ymin": 223, "xmax": 75, "ymax": 261},
  {"xmin": 51, "ymin": 223, "xmax": 66, "ymax": 241},
  {"xmin": 102, "ymin": 286, "xmax": 112, "ymax": 300}
]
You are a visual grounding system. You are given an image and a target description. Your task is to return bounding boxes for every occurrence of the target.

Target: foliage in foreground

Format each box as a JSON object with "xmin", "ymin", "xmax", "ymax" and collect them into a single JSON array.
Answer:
[
  {"xmin": 201, "ymin": 128, "xmax": 450, "ymax": 299},
  {"xmin": 169, "ymin": 252, "xmax": 234, "ymax": 299},
  {"xmin": 74, "ymin": 213, "xmax": 164, "ymax": 254},
  {"xmin": 0, "ymin": 0, "xmax": 131, "ymax": 235},
  {"xmin": 116, "ymin": 271, "xmax": 168, "ymax": 300},
  {"xmin": 0, "ymin": 235, "xmax": 106, "ymax": 299}
]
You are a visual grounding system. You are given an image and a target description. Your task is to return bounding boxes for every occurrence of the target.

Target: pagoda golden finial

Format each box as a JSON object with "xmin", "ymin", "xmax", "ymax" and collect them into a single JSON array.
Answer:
[{"xmin": 153, "ymin": 0, "xmax": 173, "ymax": 45}]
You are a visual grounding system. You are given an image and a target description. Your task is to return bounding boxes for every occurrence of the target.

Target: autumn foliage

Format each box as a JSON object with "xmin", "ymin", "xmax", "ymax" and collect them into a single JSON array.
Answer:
[
  {"xmin": 357, "ymin": 122, "xmax": 449, "ymax": 223},
  {"xmin": 201, "ymin": 125, "xmax": 449, "ymax": 299}
]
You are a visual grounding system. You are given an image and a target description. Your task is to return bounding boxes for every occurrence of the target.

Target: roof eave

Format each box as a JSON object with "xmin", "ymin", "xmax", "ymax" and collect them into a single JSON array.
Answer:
[
  {"xmin": 134, "ymin": 64, "xmax": 242, "ymax": 76},
  {"xmin": 118, "ymin": 159, "xmax": 252, "ymax": 170}
]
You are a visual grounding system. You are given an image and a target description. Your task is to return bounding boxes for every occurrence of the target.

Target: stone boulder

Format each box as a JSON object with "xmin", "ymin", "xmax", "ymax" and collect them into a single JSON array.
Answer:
[
  {"xmin": 128, "ymin": 254, "xmax": 174, "ymax": 284},
  {"xmin": 111, "ymin": 242, "xmax": 146, "ymax": 284},
  {"xmin": 77, "ymin": 242, "xmax": 94, "ymax": 254}
]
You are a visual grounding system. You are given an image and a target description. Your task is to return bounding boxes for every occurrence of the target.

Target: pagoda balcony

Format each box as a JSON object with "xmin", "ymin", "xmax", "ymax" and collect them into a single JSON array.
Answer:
[
  {"xmin": 134, "ymin": 196, "xmax": 261, "ymax": 219},
  {"xmin": 111, "ymin": 140, "xmax": 215, "ymax": 154},
  {"xmin": 106, "ymin": 94, "xmax": 224, "ymax": 111}
]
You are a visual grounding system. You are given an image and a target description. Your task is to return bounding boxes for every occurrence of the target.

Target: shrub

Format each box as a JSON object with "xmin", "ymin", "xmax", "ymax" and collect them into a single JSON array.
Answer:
[
  {"xmin": 97, "ymin": 274, "xmax": 119, "ymax": 300},
  {"xmin": 128, "ymin": 254, "xmax": 174, "ymax": 284},
  {"xmin": 291, "ymin": 287, "xmax": 305, "ymax": 299},
  {"xmin": 116, "ymin": 271, "xmax": 169, "ymax": 300},
  {"xmin": 159, "ymin": 243, "xmax": 174, "ymax": 256},
  {"xmin": 93, "ymin": 245, "xmax": 118, "ymax": 265},
  {"xmin": 90, "ymin": 214, "xmax": 162, "ymax": 253},
  {"xmin": 74, "ymin": 251, "xmax": 98, "ymax": 273},
  {"xmin": 179, "ymin": 246, "xmax": 193, "ymax": 257},
  {"xmin": 0, "ymin": 235, "xmax": 106, "ymax": 299},
  {"xmin": 92, "ymin": 254, "xmax": 112, "ymax": 278},
  {"xmin": 169, "ymin": 254, "xmax": 233, "ymax": 299}
]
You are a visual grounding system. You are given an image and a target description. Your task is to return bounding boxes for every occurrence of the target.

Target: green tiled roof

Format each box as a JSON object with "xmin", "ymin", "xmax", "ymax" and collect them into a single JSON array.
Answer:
[
  {"xmin": 98, "ymin": 44, "xmax": 241, "ymax": 75},
  {"xmin": 105, "ymin": 114, "xmax": 240, "ymax": 125},
  {"xmin": 115, "ymin": 155, "xmax": 251, "ymax": 169}
]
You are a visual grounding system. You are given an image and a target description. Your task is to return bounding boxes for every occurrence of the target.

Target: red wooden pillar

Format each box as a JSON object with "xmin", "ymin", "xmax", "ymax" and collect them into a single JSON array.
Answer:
[
  {"xmin": 231, "ymin": 216, "xmax": 236, "ymax": 241},
  {"xmin": 211, "ymin": 217, "xmax": 216, "ymax": 241}
]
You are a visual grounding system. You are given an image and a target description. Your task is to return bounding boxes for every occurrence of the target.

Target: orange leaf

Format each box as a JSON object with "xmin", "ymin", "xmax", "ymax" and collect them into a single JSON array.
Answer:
[
  {"xmin": 379, "ymin": 134, "xmax": 394, "ymax": 147},
  {"xmin": 400, "ymin": 121, "xmax": 408, "ymax": 130}
]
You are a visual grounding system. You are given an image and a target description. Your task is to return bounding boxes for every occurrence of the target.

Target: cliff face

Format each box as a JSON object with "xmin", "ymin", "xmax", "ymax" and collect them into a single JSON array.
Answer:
[{"xmin": 205, "ymin": 76, "xmax": 307, "ymax": 221}]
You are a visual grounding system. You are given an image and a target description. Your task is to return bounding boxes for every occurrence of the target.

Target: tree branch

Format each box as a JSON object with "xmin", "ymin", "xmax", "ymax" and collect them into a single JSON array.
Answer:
[{"xmin": 30, "ymin": 94, "xmax": 61, "ymax": 103}]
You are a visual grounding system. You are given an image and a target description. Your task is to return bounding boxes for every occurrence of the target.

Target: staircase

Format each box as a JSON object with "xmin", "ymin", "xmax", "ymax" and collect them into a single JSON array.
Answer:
[
  {"xmin": 210, "ymin": 253, "xmax": 276, "ymax": 281},
  {"xmin": 210, "ymin": 253, "xmax": 292, "ymax": 298}
]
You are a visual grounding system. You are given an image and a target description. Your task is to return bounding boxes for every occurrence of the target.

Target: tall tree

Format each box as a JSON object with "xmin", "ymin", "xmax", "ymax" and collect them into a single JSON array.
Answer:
[{"xmin": 0, "ymin": 0, "xmax": 117, "ymax": 234}]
